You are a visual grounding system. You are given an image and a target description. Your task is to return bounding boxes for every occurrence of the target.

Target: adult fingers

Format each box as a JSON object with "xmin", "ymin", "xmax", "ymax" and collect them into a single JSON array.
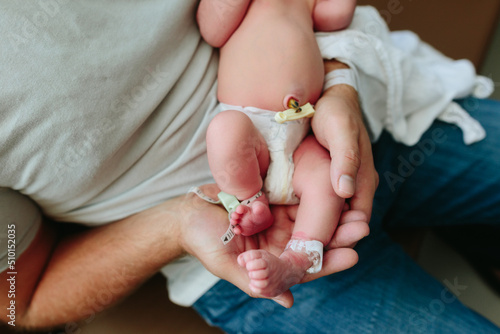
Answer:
[
  {"xmin": 328, "ymin": 115, "xmax": 362, "ymax": 199},
  {"xmin": 346, "ymin": 130, "xmax": 379, "ymax": 219}
]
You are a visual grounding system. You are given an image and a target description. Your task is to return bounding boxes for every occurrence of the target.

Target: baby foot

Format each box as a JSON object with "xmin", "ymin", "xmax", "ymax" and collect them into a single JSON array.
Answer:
[
  {"xmin": 237, "ymin": 249, "xmax": 312, "ymax": 297},
  {"xmin": 230, "ymin": 196, "xmax": 273, "ymax": 236}
]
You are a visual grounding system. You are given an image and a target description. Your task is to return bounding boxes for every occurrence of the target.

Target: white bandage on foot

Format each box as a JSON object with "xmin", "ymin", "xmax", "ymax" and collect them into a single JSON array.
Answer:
[
  {"xmin": 285, "ymin": 239, "xmax": 324, "ymax": 274},
  {"xmin": 323, "ymin": 68, "xmax": 358, "ymax": 92}
]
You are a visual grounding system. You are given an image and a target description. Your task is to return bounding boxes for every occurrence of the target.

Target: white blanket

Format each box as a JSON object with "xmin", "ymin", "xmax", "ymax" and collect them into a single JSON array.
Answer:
[{"xmin": 316, "ymin": 6, "xmax": 494, "ymax": 145}]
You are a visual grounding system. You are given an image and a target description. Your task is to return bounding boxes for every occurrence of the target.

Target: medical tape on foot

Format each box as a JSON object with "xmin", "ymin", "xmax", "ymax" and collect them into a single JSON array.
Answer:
[
  {"xmin": 323, "ymin": 68, "xmax": 358, "ymax": 92},
  {"xmin": 188, "ymin": 187, "xmax": 262, "ymax": 245},
  {"xmin": 285, "ymin": 239, "xmax": 324, "ymax": 274}
]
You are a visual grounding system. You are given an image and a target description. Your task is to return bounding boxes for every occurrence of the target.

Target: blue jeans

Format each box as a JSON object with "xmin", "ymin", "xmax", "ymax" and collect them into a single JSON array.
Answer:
[{"xmin": 193, "ymin": 98, "xmax": 500, "ymax": 334}]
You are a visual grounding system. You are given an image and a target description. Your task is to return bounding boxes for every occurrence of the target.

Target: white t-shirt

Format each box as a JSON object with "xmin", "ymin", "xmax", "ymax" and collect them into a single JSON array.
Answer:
[
  {"xmin": 1, "ymin": 0, "xmax": 219, "ymax": 224},
  {"xmin": 0, "ymin": 0, "xmax": 221, "ymax": 301}
]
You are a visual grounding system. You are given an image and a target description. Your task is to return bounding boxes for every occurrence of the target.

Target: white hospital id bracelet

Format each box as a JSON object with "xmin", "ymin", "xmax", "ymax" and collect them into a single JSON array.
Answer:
[{"xmin": 323, "ymin": 68, "xmax": 358, "ymax": 92}]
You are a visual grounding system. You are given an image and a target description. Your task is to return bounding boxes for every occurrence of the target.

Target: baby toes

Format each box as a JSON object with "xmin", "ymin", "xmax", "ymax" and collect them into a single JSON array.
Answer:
[
  {"xmin": 249, "ymin": 268, "xmax": 269, "ymax": 280},
  {"xmin": 237, "ymin": 250, "xmax": 265, "ymax": 268}
]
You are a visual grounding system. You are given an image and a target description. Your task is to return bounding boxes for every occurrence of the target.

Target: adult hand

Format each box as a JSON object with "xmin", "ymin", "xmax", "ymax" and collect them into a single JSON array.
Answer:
[
  {"xmin": 312, "ymin": 60, "xmax": 379, "ymax": 222},
  {"xmin": 178, "ymin": 184, "xmax": 368, "ymax": 308}
]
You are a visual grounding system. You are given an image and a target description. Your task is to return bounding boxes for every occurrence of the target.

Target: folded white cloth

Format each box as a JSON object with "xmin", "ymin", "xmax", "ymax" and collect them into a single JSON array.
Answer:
[{"xmin": 316, "ymin": 6, "xmax": 494, "ymax": 146}]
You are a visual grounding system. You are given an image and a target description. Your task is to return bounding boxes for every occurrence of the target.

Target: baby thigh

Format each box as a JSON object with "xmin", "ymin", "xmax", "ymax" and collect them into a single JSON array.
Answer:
[
  {"xmin": 206, "ymin": 110, "xmax": 269, "ymax": 199},
  {"xmin": 292, "ymin": 135, "xmax": 344, "ymax": 245}
]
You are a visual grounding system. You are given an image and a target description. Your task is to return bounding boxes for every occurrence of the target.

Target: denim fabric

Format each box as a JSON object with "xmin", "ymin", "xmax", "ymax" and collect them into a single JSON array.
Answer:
[{"xmin": 193, "ymin": 98, "xmax": 500, "ymax": 334}]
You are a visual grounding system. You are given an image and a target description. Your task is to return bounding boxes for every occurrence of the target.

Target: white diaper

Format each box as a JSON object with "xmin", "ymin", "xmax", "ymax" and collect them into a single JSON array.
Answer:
[{"xmin": 220, "ymin": 103, "xmax": 310, "ymax": 205}]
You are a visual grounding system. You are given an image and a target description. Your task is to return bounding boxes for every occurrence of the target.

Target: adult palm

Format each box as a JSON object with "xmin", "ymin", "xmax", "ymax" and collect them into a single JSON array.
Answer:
[{"xmin": 179, "ymin": 184, "xmax": 369, "ymax": 308}]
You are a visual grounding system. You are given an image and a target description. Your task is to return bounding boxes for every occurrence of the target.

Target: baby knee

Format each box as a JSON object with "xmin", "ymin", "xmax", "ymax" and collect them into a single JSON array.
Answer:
[{"xmin": 208, "ymin": 110, "xmax": 256, "ymax": 140}]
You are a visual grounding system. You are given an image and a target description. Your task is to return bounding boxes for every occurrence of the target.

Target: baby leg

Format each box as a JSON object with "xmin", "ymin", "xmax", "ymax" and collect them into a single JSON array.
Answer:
[
  {"xmin": 206, "ymin": 110, "xmax": 273, "ymax": 236},
  {"xmin": 238, "ymin": 136, "xmax": 344, "ymax": 297},
  {"xmin": 291, "ymin": 135, "xmax": 344, "ymax": 246}
]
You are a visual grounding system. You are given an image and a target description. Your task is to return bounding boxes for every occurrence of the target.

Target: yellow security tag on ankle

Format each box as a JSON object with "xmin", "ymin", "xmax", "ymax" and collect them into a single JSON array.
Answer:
[
  {"xmin": 217, "ymin": 191, "xmax": 241, "ymax": 245},
  {"xmin": 218, "ymin": 192, "xmax": 240, "ymax": 245},
  {"xmin": 217, "ymin": 191, "xmax": 240, "ymax": 214},
  {"xmin": 217, "ymin": 191, "xmax": 263, "ymax": 245},
  {"xmin": 275, "ymin": 103, "xmax": 315, "ymax": 124}
]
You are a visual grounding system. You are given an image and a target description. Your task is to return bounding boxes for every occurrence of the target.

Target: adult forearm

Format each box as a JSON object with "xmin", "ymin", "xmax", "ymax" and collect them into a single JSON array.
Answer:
[{"xmin": 18, "ymin": 196, "xmax": 187, "ymax": 330}]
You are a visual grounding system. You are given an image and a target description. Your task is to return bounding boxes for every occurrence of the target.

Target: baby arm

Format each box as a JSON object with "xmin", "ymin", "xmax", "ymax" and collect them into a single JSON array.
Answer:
[
  {"xmin": 197, "ymin": 0, "xmax": 252, "ymax": 48},
  {"xmin": 313, "ymin": 0, "xmax": 357, "ymax": 32}
]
